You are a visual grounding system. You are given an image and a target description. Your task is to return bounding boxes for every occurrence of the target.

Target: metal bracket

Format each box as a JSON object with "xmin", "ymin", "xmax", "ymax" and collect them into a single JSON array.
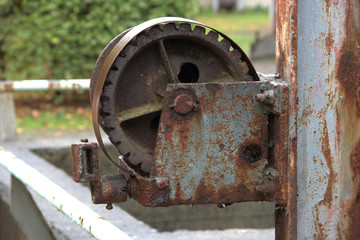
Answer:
[
  {"xmin": 71, "ymin": 141, "xmax": 170, "ymax": 206},
  {"xmin": 151, "ymin": 79, "xmax": 288, "ymax": 205}
]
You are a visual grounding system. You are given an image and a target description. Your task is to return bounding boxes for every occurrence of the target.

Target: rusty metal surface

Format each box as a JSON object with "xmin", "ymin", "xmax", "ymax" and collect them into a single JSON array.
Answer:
[
  {"xmin": 129, "ymin": 176, "xmax": 170, "ymax": 207},
  {"xmin": 72, "ymin": 140, "xmax": 171, "ymax": 206},
  {"xmin": 276, "ymin": 0, "xmax": 298, "ymax": 239},
  {"xmin": 91, "ymin": 175, "xmax": 127, "ymax": 204},
  {"xmin": 71, "ymin": 142, "xmax": 99, "ymax": 182},
  {"xmin": 73, "ymin": 78, "xmax": 290, "ymax": 209},
  {"xmin": 90, "ymin": 21, "xmax": 258, "ymax": 176},
  {"xmin": 151, "ymin": 81, "xmax": 287, "ymax": 205},
  {"xmin": 295, "ymin": 0, "xmax": 360, "ymax": 239}
]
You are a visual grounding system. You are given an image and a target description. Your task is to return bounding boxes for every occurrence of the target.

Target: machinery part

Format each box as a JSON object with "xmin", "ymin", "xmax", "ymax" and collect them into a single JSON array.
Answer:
[
  {"xmin": 75, "ymin": 17, "xmax": 289, "ymax": 210},
  {"xmin": 71, "ymin": 142, "xmax": 170, "ymax": 207},
  {"xmin": 89, "ymin": 17, "xmax": 259, "ymax": 176},
  {"xmin": 73, "ymin": 77, "xmax": 289, "ymax": 207},
  {"xmin": 152, "ymin": 80, "xmax": 288, "ymax": 205}
]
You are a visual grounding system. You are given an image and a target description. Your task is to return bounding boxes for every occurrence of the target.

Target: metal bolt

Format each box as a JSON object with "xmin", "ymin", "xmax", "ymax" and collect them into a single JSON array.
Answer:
[
  {"xmin": 264, "ymin": 167, "xmax": 279, "ymax": 180},
  {"xmin": 217, "ymin": 203, "xmax": 226, "ymax": 209},
  {"xmin": 156, "ymin": 179, "xmax": 167, "ymax": 189},
  {"xmin": 256, "ymin": 182, "xmax": 275, "ymax": 195},
  {"xmin": 80, "ymin": 138, "xmax": 88, "ymax": 143},
  {"xmin": 217, "ymin": 203, "xmax": 231, "ymax": 209},
  {"xmin": 172, "ymin": 94, "xmax": 195, "ymax": 115},
  {"xmin": 106, "ymin": 203, "xmax": 113, "ymax": 210},
  {"xmin": 256, "ymin": 90, "xmax": 275, "ymax": 106}
]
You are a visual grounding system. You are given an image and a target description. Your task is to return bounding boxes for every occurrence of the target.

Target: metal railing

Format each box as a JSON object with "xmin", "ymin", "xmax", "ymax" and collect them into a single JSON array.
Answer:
[
  {"xmin": 0, "ymin": 79, "xmax": 90, "ymax": 92},
  {"xmin": 0, "ymin": 146, "xmax": 133, "ymax": 240}
]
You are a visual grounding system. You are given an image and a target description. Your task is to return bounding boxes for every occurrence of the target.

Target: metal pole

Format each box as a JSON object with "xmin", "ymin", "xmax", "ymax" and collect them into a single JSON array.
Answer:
[
  {"xmin": 0, "ymin": 146, "xmax": 133, "ymax": 240},
  {"xmin": 277, "ymin": 0, "xmax": 360, "ymax": 239},
  {"xmin": 0, "ymin": 79, "xmax": 90, "ymax": 92}
]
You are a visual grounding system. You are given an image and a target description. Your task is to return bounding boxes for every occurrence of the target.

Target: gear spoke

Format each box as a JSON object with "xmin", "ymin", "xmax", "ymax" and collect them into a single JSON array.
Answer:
[
  {"xmin": 158, "ymin": 39, "xmax": 177, "ymax": 83},
  {"xmin": 118, "ymin": 102, "xmax": 163, "ymax": 122}
]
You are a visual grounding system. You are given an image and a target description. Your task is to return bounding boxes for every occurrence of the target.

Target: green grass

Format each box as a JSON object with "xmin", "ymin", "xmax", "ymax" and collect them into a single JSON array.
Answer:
[
  {"xmin": 17, "ymin": 109, "xmax": 92, "ymax": 132},
  {"xmin": 196, "ymin": 8, "xmax": 269, "ymax": 53}
]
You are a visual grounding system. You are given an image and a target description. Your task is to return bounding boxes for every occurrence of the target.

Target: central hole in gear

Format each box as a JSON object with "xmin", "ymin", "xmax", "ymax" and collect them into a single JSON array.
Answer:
[{"xmin": 177, "ymin": 62, "xmax": 199, "ymax": 83}]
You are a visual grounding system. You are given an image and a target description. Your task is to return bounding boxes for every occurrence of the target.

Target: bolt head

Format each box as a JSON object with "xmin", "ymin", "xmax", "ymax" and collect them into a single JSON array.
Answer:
[
  {"xmin": 156, "ymin": 178, "xmax": 167, "ymax": 189},
  {"xmin": 173, "ymin": 94, "xmax": 194, "ymax": 115}
]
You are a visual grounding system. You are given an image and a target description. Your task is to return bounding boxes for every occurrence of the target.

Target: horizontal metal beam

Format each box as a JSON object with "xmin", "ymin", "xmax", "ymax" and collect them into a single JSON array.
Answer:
[
  {"xmin": 0, "ymin": 146, "xmax": 132, "ymax": 240},
  {"xmin": 0, "ymin": 79, "xmax": 90, "ymax": 92}
]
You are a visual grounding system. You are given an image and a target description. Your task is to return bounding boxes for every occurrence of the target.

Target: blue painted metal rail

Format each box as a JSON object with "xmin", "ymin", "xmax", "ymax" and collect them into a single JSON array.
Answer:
[
  {"xmin": 0, "ymin": 79, "xmax": 90, "ymax": 92},
  {"xmin": 0, "ymin": 146, "xmax": 133, "ymax": 240}
]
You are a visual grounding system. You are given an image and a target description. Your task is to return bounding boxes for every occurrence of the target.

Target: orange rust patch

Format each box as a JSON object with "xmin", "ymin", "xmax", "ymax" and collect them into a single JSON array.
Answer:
[
  {"xmin": 336, "ymin": 1, "xmax": 360, "ymax": 115},
  {"xmin": 336, "ymin": 1, "xmax": 360, "ymax": 238},
  {"xmin": 313, "ymin": 121, "xmax": 336, "ymax": 239},
  {"xmin": 347, "ymin": 139, "xmax": 360, "ymax": 239},
  {"xmin": 321, "ymin": 121, "xmax": 335, "ymax": 207}
]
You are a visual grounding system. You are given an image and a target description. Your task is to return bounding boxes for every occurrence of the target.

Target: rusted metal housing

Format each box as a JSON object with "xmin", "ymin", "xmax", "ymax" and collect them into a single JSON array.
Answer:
[
  {"xmin": 72, "ymin": 77, "xmax": 289, "ymax": 208},
  {"xmin": 152, "ymin": 81, "xmax": 288, "ymax": 205}
]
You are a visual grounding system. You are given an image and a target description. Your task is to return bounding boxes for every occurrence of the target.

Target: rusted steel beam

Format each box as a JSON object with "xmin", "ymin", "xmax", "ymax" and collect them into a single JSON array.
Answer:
[
  {"xmin": 278, "ymin": 0, "xmax": 360, "ymax": 239},
  {"xmin": 297, "ymin": 1, "xmax": 360, "ymax": 239},
  {"xmin": 276, "ymin": 0, "xmax": 298, "ymax": 239}
]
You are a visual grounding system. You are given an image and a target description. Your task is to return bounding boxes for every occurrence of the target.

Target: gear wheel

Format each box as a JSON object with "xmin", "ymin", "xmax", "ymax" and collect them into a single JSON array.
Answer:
[{"xmin": 90, "ymin": 21, "xmax": 257, "ymax": 176}]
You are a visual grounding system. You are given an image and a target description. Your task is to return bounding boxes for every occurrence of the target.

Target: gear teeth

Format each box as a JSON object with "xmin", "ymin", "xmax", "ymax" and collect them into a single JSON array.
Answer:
[
  {"xmin": 99, "ymin": 109, "xmax": 110, "ymax": 116},
  {"xmin": 164, "ymin": 22, "xmax": 177, "ymax": 31},
  {"xmin": 134, "ymin": 32, "xmax": 146, "ymax": 45},
  {"xmin": 219, "ymin": 38, "xmax": 231, "ymax": 51},
  {"xmin": 109, "ymin": 131, "xmax": 124, "ymax": 144},
  {"xmin": 103, "ymin": 80, "xmax": 112, "ymax": 86},
  {"xmin": 149, "ymin": 25, "xmax": 161, "ymax": 37},
  {"xmin": 110, "ymin": 65, "xmax": 118, "ymax": 71},
  {"xmin": 152, "ymin": 24, "xmax": 163, "ymax": 32},
  {"xmin": 179, "ymin": 23, "xmax": 192, "ymax": 32},
  {"xmin": 230, "ymin": 48, "xmax": 242, "ymax": 57},
  {"xmin": 157, "ymin": 23, "xmax": 165, "ymax": 32},
  {"xmin": 193, "ymin": 26, "xmax": 206, "ymax": 35},
  {"xmin": 206, "ymin": 30, "xmax": 219, "ymax": 41},
  {"xmin": 119, "ymin": 51, "xmax": 126, "ymax": 58},
  {"xmin": 100, "ymin": 94, "xmax": 110, "ymax": 102},
  {"xmin": 141, "ymin": 160, "xmax": 152, "ymax": 173},
  {"xmin": 129, "ymin": 39, "xmax": 137, "ymax": 46},
  {"xmin": 125, "ymin": 151, "xmax": 142, "ymax": 166}
]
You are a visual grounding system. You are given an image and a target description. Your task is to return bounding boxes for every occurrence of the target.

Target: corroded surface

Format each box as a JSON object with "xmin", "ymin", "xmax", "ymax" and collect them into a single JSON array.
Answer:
[
  {"xmin": 151, "ymin": 81, "xmax": 287, "ymax": 205},
  {"xmin": 276, "ymin": 0, "xmax": 298, "ymax": 239},
  {"xmin": 296, "ymin": 0, "xmax": 360, "ymax": 239}
]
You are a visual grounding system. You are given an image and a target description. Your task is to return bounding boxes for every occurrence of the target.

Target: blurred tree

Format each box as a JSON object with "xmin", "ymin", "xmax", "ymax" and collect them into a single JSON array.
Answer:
[{"xmin": 0, "ymin": 0, "xmax": 199, "ymax": 80}]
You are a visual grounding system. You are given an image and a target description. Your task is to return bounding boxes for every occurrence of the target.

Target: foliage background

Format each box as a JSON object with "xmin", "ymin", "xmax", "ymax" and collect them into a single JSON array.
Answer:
[{"xmin": 0, "ymin": 0, "xmax": 199, "ymax": 80}]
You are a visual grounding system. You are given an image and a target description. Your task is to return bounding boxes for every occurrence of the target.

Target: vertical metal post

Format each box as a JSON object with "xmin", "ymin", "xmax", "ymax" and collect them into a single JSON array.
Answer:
[
  {"xmin": 0, "ymin": 92, "xmax": 16, "ymax": 141},
  {"xmin": 277, "ymin": 0, "xmax": 360, "ymax": 239},
  {"xmin": 275, "ymin": 0, "xmax": 298, "ymax": 239}
]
